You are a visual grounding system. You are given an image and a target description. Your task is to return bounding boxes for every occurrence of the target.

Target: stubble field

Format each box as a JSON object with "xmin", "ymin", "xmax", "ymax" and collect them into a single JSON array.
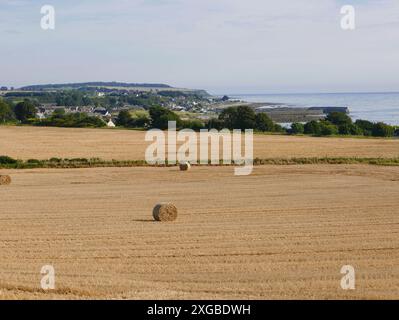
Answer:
[
  {"xmin": 0, "ymin": 126, "xmax": 398, "ymax": 299},
  {"xmin": 0, "ymin": 126, "xmax": 398, "ymax": 160},
  {"xmin": 1, "ymin": 165, "xmax": 399, "ymax": 299}
]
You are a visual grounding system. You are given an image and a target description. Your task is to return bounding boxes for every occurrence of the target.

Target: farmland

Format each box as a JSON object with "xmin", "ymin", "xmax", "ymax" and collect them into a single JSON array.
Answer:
[
  {"xmin": 0, "ymin": 126, "xmax": 398, "ymax": 161},
  {"xmin": 0, "ymin": 165, "xmax": 398, "ymax": 299},
  {"xmin": 0, "ymin": 126, "xmax": 398, "ymax": 299}
]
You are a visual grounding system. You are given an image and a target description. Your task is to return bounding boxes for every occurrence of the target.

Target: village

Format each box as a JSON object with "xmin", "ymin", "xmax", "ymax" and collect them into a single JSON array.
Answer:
[
  {"xmin": 0, "ymin": 83, "xmax": 353, "ymax": 128},
  {"xmin": 0, "ymin": 83, "xmax": 229, "ymax": 127}
]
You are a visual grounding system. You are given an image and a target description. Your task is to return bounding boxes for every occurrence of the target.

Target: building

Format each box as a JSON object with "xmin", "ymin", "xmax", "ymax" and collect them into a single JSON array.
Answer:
[
  {"xmin": 107, "ymin": 119, "xmax": 116, "ymax": 127},
  {"xmin": 93, "ymin": 107, "xmax": 110, "ymax": 117}
]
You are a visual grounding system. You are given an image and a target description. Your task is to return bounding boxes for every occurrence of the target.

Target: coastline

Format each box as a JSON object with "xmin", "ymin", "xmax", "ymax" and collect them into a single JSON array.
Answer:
[{"xmin": 225, "ymin": 92, "xmax": 399, "ymax": 125}]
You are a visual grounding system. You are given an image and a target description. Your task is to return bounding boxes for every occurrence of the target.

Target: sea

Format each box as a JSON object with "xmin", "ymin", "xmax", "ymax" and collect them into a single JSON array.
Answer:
[{"xmin": 227, "ymin": 92, "xmax": 399, "ymax": 126}]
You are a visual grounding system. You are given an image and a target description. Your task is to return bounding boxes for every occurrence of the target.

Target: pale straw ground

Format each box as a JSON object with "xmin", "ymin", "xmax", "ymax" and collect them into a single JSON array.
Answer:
[
  {"xmin": 0, "ymin": 165, "xmax": 398, "ymax": 299},
  {"xmin": 0, "ymin": 126, "xmax": 398, "ymax": 160}
]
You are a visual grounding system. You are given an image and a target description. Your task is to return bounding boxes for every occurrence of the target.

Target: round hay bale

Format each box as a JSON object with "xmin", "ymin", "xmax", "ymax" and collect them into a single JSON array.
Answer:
[
  {"xmin": 153, "ymin": 203, "xmax": 178, "ymax": 222},
  {"xmin": 0, "ymin": 175, "xmax": 11, "ymax": 185},
  {"xmin": 179, "ymin": 162, "xmax": 191, "ymax": 171}
]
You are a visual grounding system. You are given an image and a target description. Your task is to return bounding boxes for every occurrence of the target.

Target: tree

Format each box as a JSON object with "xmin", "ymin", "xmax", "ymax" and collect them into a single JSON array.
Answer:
[
  {"xmin": 255, "ymin": 113, "xmax": 274, "ymax": 132},
  {"xmin": 14, "ymin": 99, "xmax": 37, "ymax": 122},
  {"xmin": 326, "ymin": 112, "xmax": 352, "ymax": 126},
  {"xmin": 355, "ymin": 119, "xmax": 374, "ymax": 136},
  {"xmin": 290, "ymin": 122, "xmax": 305, "ymax": 134},
  {"xmin": 36, "ymin": 112, "xmax": 105, "ymax": 128},
  {"xmin": 304, "ymin": 120, "xmax": 321, "ymax": 135},
  {"xmin": 116, "ymin": 110, "xmax": 132, "ymax": 127},
  {"xmin": 0, "ymin": 99, "xmax": 14, "ymax": 123},
  {"xmin": 131, "ymin": 114, "xmax": 150, "ymax": 128},
  {"xmin": 350, "ymin": 124, "xmax": 363, "ymax": 136},
  {"xmin": 319, "ymin": 122, "xmax": 338, "ymax": 136},
  {"xmin": 219, "ymin": 106, "xmax": 256, "ymax": 130},
  {"xmin": 235, "ymin": 106, "xmax": 256, "ymax": 130},
  {"xmin": 372, "ymin": 122, "xmax": 395, "ymax": 137},
  {"xmin": 149, "ymin": 106, "xmax": 181, "ymax": 130},
  {"xmin": 219, "ymin": 107, "xmax": 237, "ymax": 130},
  {"xmin": 181, "ymin": 119, "xmax": 205, "ymax": 131},
  {"xmin": 0, "ymin": 155, "xmax": 17, "ymax": 165},
  {"xmin": 338, "ymin": 123, "xmax": 363, "ymax": 136},
  {"xmin": 206, "ymin": 118, "xmax": 224, "ymax": 130}
]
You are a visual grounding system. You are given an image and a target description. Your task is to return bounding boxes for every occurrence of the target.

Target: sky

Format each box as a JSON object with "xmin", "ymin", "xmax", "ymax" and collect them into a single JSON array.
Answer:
[{"xmin": 0, "ymin": 0, "xmax": 399, "ymax": 94}]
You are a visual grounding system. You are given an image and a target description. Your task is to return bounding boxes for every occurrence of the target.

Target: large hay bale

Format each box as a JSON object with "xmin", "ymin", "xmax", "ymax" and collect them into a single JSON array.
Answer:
[
  {"xmin": 153, "ymin": 203, "xmax": 178, "ymax": 222},
  {"xmin": 0, "ymin": 175, "xmax": 11, "ymax": 185},
  {"xmin": 179, "ymin": 162, "xmax": 191, "ymax": 171}
]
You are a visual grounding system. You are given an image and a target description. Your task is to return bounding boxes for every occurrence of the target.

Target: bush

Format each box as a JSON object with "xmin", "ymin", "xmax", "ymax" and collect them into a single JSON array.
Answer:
[
  {"xmin": 319, "ymin": 122, "xmax": 338, "ymax": 136},
  {"xmin": 35, "ymin": 112, "xmax": 106, "ymax": 128},
  {"xmin": 338, "ymin": 123, "xmax": 363, "ymax": 135},
  {"xmin": 273, "ymin": 123, "xmax": 285, "ymax": 133},
  {"xmin": 26, "ymin": 159, "xmax": 41, "ymax": 164},
  {"xmin": 70, "ymin": 158, "xmax": 89, "ymax": 163},
  {"xmin": 181, "ymin": 119, "xmax": 205, "ymax": 131},
  {"xmin": 0, "ymin": 155, "xmax": 18, "ymax": 164},
  {"xmin": 355, "ymin": 119, "xmax": 374, "ymax": 136},
  {"xmin": 115, "ymin": 110, "xmax": 150, "ymax": 129},
  {"xmin": 303, "ymin": 118, "xmax": 395, "ymax": 138},
  {"xmin": 372, "ymin": 122, "xmax": 395, "ymax": 137},
  {"xmin": 206, "ymin": 118, "xmax": 224, "ymax": 130},
  {"xmin": 290, "ymin": 122, "xmax": 305, "ymax": 134},
  {"xmin": 131, "ymin": 115, "xmax": 150, "ymax": 128},
  {"xmin": 304, "ymin": 120, "xmax": 321, "ymax": 135}
]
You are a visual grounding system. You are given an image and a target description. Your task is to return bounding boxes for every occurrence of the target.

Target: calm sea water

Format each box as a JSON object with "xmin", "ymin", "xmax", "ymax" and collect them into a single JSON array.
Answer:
[{"xmin": 228, "ymin": 92, "xmax": 399, "ymax": 125}]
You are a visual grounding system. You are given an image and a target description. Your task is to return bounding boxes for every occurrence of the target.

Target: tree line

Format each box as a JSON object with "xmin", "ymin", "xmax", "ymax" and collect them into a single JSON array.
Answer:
[
  {"xmin": 289, "ymin": 112, "xmax": 397, "ymax": 137},
  {"xmin": 116, "ymin": 105, "xmax": 285, "ymax": 132},
  {"xmin": 0, "ymin": 98, "xmax": 105, "ymax": 128},
  {"xmin": 1, "ymin": 97, "xmax": 398, "ymax": 137},
  {"xmin": 4, "ymin": 90, "xmax": 194, "ymax": 109},
  {"xmin": 117, "ymin": 105, "xmax": 398, "ymax": 137}
]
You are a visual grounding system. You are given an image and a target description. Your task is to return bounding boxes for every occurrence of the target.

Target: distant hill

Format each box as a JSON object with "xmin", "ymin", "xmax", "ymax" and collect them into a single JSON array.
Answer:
[
  {"xmin": 18, "ymin": 82, "xmax": 211, "ymax": 97},
  {"xmin": 20, "ymin": 82, "xmax": 172, "ymax": 91}
]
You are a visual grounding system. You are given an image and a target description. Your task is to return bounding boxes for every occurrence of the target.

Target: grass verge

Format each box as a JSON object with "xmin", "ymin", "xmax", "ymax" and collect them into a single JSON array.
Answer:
[{"xmin": 1, "ymin": 155, "xmax": 399, "ymax": 169}]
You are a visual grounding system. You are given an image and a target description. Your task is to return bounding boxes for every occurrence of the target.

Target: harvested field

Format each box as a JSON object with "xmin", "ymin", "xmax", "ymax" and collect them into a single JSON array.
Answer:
[
  {"xmin": 0, "ymin": 165, "xmax": 398, "ymax": 299},
  {"xmin": 0, "ymin": 126, "xmax": 398, "ymax": 160}
]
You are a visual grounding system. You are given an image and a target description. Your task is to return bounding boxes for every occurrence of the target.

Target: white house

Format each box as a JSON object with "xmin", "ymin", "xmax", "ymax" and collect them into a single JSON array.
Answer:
[
  {"xmin": 36, "ymin": 112, "xmax": 46, "ymax": 120},
  {"xmin": 107, "ymin": 119, "xmax": 116, "ymax": 127}
]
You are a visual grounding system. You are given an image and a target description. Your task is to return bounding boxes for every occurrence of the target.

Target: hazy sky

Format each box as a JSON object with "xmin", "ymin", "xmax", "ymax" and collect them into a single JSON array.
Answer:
[{"xmin": 1, "ymin": 0, "xmax": 399, "ymax": 93}]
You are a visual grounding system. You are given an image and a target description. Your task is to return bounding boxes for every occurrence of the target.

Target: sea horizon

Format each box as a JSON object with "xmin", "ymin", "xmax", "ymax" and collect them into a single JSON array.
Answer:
[{"xmin": 216, "ymin": 92, "xmax": 399, "ymax": 126}]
